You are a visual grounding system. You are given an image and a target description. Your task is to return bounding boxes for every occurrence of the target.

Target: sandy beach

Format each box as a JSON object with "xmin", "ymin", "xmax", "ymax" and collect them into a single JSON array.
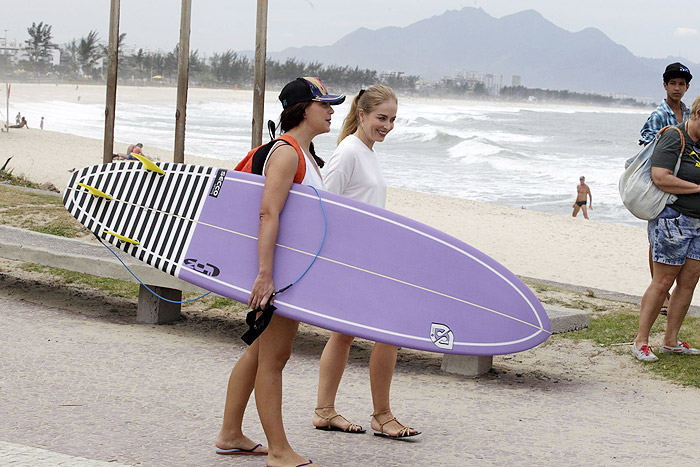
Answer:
[{"xmin": 2, "ymin": 84, "xmax": 655, "ymax": 304}]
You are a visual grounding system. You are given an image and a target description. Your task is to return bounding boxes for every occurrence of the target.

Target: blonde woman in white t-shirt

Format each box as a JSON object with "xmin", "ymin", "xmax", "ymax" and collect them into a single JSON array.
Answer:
[{"xmin": 313, "ymin": 85, "xmax": 421, "ymax": 439}]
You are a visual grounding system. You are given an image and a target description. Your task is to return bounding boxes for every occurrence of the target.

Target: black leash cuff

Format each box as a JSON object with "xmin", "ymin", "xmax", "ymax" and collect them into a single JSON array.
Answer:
[{"xmin": 241, "ymin": 302, "xmax": 277, "ymax": 345}]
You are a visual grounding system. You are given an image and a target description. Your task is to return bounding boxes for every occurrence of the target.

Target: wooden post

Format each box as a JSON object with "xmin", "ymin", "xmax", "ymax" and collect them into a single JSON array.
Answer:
[
  {"xmin": 138, "ymin": 0, "xmax": 192, "ymax": 323},
  {"xmin": 251, "ymin": 0, "xmax": 268, "ymax": 148},
  {"xmin": 173, "ymin": 0, "xmax": 192, "ymax": 163},
  {"xmin": 5, "ymin": 83, "xmax": 8, "ymax": 133},
  {"xmin": 103, "ymin": 0, "xmax": 120, "ymax": 164}
]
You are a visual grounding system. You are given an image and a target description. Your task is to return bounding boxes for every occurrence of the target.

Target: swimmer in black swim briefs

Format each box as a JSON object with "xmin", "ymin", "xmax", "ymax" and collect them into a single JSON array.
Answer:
[{"xmin": 572, "ymin": 176, "xmax": 592, "ymax": 219}]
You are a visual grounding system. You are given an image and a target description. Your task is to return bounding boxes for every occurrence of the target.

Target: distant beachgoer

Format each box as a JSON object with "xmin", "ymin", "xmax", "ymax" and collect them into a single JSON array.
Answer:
[
  {"xmin": 15, "ymin": 112, "xmax": 21, "ymax": 125},
  {"xmin": 572, "ymin": 176, "xmax": 592, "ymax": 219},
  {"xmin": 8, "ymin": 117, "xmax": 28, "ymax": 129},
  {"xmin": 313, "ymin": 85, "xmax": 420, "ymax": 440},
  {"xmin": 40, "ymin": 117, "xmax": 44, "ymax": 130},
  {"xmin": 112, "ymin": 143, "xmax": 148, "ymax": 162},
  {"xmin": 639, "ymin": 63, "xmax": 693, "ymax": 314},
  {"xmin": 215, "ymin": 77, "xmax": 345, "ymax": 466},
  {"xmin": 632, "ymin": 93, "xmax": 700, "ymax": 362}
]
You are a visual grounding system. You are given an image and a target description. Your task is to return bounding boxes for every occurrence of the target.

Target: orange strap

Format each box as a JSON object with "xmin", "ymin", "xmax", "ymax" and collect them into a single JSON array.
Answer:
[{"xmin": 234, "ymin": 134, "xmax": 306, "ymax": 184}]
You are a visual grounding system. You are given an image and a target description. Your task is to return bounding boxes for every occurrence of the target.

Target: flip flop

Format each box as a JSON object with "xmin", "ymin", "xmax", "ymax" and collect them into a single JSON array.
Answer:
[
  {"xmin": 215, "ymin": 443, "xmax": 266, "ymax": 456},
  {"xmin": 267, "ymin": 461, "xmax": 314, "ymax": 467}
]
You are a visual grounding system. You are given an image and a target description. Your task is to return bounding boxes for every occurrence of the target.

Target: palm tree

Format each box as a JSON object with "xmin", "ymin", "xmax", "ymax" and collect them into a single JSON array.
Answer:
[
  {"xmin": 24, "ymin": 22, "xmax": 56, "ymax": 76},
  {"xmin": 77, "ymin": 30, "xmax": 102, "ymax": 79}
]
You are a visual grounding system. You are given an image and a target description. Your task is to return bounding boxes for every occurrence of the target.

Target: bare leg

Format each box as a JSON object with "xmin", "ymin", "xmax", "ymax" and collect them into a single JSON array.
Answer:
[
  {"xmin": 572, "ymin": 205, "xmax": 580, "ymax": 217},
  {"xmin": 368, "ymin": 343, "xmax": 419, "ymax": 437},
  {"xmin": 255, "ymin": 314, "xmax": 309, "ymax": 467},
  {"xmin": 215, "ymin": 340, "xmax": 268, "ymax": 454},
  {"xmin": 664, "ymin": 258, "xmax": 700, "ymax": 346},
  {"xmin": 313, "ymin": 332, "xmax": 363, "ymax": 431},
  {"xmin": 635, "ymin": 262, "xmax": 679, "ymax": 346},
  {"xmin": 581, "ymin": 204, "xmax": 589, "ymax": 219}
]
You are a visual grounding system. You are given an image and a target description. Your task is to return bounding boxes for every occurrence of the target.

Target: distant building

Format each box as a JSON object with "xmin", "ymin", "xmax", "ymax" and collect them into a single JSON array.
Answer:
[
  {"xmin": 0, "ymin": 37, "xmax": 21, "ymax": 63},
  {"xmin": 450, "ymin": 70, "xmax": 503, "ymax": 95},
  {"xmin": 380, "ymin": 70, "xmax": 405, "ymax": 80},
  {"xmin": 512, "ymin": 74, "xmax": 521, "ymax": 87}
]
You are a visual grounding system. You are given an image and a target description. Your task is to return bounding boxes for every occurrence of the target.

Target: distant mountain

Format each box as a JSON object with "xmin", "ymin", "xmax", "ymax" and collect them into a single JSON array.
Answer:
[{"xmin": 267, "ymin": 8, "xmax": 699, "ymax": 99}]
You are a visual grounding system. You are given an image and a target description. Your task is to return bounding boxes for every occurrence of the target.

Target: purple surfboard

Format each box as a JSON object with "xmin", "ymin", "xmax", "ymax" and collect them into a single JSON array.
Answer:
[{"xmin": 63, "ymin": 161, "xmax": 551, "ymax": 355}]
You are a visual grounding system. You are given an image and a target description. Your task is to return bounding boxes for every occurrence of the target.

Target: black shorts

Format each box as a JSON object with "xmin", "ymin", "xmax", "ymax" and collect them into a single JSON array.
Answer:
[{"xmin": 576, "ymin": 200, "xmax": 587, "ymax": 207}]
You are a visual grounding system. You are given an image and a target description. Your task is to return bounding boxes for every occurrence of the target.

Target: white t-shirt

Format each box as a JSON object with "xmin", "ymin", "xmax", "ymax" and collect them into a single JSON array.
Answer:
[
  {"xmin": 262, "ymin": 139, "xmax": 325, "ymax": 190},
  {"xmin": 323, "ymin": 134, "xmax": 387, "ymax": 208}
]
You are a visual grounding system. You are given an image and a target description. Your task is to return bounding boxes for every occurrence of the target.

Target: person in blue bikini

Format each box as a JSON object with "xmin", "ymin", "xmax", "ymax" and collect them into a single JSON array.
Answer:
[{"xmin": 215, "ymin": 77, "xmax": 344, "ymax": 467}]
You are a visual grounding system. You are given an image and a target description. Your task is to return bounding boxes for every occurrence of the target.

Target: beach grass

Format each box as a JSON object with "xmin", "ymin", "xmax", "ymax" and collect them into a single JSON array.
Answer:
[
  {"xmin": 559, "ymin": 299, "xmax": 700, "ymax": 388},
  {"xmin": 20, "ymin": 263, "xmax": 141, "ymax": 299},
  {"xmin": 0, "ymin": 185, "xmax": 86, "ymax": 238},
  {"xmin": 0, "ymin": 166, "xmax": 41, "ymax": 189}
]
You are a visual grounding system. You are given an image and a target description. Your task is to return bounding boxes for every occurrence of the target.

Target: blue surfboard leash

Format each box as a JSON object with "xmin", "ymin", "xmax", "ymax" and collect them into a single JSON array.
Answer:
[
  {"xmin": 94, "ymin": 184, "xmax": 328, "ymax": 310},
  {"xmin": 93, "ymin": 234, "xmax": 212, "ymax": 304}
]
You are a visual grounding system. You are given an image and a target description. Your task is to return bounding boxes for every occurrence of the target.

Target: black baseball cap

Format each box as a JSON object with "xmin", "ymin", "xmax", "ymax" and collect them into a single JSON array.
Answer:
[
  {"xmin": 663, "ymin": 62, "xmax": 692, "ymax": 83},
  {"xmin": 279, "ymin": 77, "xmax": 345, "ymax": 109}
]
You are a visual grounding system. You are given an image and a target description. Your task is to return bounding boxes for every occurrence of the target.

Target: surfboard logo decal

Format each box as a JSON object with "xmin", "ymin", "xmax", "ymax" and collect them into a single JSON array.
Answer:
[
  {"xmin": 430, "ymin": 323, "xmax": 454, "ymax": 350},
  {"xmin": 209, "ymin": 169, "xmax": 227, "ymax": 198},
  {"xmin": 183, "ymin": 258, "xmax": 221, "ymax": 277}
]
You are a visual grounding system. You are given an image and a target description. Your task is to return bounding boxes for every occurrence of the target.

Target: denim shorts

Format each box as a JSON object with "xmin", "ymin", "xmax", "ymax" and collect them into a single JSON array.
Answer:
[{"xmin": 648, "ymin": 206, "xmax": 700, "ymax": 266}]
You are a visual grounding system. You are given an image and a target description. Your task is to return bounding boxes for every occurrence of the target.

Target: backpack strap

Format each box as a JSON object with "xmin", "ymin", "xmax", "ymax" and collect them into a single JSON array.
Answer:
[{"xmin": 234, "ymin": 135, "xmax": 306, "ymax": 184}]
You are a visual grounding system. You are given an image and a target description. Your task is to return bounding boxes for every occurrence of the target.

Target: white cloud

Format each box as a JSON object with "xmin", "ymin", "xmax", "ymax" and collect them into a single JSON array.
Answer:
[{"xmin": 674, "ymin": 27, "xmax": 700, "ymax": 38}]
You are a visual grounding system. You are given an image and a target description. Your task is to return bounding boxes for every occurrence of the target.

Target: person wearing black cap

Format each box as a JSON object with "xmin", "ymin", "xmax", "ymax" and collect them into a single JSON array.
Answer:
[
  {"xmin": 639, "ymin": 62, "xmax": 692, "ymax": 146},
  {"xmin": 215, "ymin": 77, "xmax": 344, "ymax": 467},
  {"xmin": 639, "ymin": 63, "xmax": 693, "ymax": 315}
]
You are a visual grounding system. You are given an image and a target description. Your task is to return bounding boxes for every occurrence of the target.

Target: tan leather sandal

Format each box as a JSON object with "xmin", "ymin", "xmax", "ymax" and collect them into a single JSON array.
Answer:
[
  {"xmin": 313, "ymin": 405, "xmax": 365, "ymax": 433},
  {"xmin": 370, "ymin": 409, "xmax": 421, "ymax": 438}
]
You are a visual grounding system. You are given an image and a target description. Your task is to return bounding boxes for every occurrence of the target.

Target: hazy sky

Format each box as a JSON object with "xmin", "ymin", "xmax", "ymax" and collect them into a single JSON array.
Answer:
[{"xmin": 3, "ymin": 1, "xmax": 699, "ymax": 63}]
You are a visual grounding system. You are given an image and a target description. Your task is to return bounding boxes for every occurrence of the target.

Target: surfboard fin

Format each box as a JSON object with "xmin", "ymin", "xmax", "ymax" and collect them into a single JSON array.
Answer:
[
  {"xmin": 102, "ymin": 229, "xmax": 140, "ymax": 245},
  {"xmin": 132, "ymin": 153, "xmax": 165, "ymax": 175},
  {"xmin": 77, "ymin": 182, "xmax": 113, "ymax": 200}
]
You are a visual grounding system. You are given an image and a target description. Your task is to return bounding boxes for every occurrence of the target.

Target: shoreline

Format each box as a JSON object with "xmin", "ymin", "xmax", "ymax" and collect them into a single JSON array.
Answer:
[{"xmin": 4, "ymin": 82, "xmax": 654, "ymax": 112}]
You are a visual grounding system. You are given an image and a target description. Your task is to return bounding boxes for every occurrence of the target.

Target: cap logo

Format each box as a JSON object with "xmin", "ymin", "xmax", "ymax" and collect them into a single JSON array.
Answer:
[{"xmin": 303, "ymin": 76, "xmax": 330, "ymax": 97}]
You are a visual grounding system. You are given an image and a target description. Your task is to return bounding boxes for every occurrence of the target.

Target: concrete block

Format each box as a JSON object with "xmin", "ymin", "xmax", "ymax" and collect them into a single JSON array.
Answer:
[
  {"xmin": 136, "ymin": 285, "xmax": 182, "ymax": 324},
  {"xmin": 441, "ymin": 354, "xmax": 493, "ymax": 377},
  {"xmin": 547, "ymin": 305, "xmax": 589, "ymax": 334},
  {"xmin": 440, "ymin": 305, "xmax": 589, "ymax": 377}
]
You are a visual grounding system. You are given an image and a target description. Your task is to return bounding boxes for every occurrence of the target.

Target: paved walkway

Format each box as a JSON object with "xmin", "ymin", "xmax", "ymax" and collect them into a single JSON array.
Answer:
[
  {"xmin": 2, "ymin": 283, "xmax": 700, "ymax": 465},
  {"xmin": 0, "ymin": 441, "xmax": 131, "ymax": 466}
]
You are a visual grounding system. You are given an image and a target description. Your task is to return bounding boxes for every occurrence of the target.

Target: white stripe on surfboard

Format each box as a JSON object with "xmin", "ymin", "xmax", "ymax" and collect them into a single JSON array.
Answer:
[
  {"xmin": 179, "ymin": 267, "xmax": 547, "ymax": 348},
  {"xmin": 227, "ymin": 175, "xmax": 549, "ymax": 334}
]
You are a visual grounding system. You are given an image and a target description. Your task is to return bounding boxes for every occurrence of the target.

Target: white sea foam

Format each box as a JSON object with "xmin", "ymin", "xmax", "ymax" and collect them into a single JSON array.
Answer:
[{"xmin": 13, "ymin": 94, "xmax": 651, "ymax": 226}]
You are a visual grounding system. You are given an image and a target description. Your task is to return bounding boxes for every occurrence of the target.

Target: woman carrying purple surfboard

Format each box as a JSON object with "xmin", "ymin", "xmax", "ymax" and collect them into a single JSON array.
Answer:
[
  {"xmin": 312, "ymin": 85, "xmax": 421, "ymax": 439},
  {"xmin": 215, "ymin": 77, "xmax": 345, "ymax": 466}
]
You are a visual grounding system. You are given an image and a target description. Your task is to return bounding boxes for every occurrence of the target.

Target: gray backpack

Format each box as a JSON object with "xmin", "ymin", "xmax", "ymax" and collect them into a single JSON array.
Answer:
[{"xmin": 619, "ymin": 125, "xmax": 685, "ymax": 220}]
